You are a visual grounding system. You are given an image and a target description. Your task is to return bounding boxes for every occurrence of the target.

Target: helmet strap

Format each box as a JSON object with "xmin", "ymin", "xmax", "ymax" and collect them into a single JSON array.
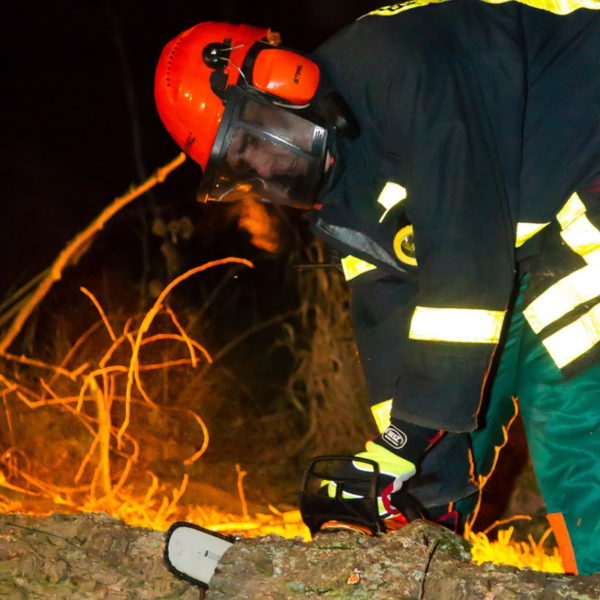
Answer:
[{"xmin": 320, "ymin": 92, "xmax": 360, "ymax": 140}]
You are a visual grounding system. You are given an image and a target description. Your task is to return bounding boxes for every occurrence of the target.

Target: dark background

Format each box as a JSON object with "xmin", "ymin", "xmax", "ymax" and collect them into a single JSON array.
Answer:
[
  {"xmin": 3, "ymin": 1, "xmax": 539, "ymax": 526},
  {"xmin": 3, "ymin": 0, "xmax": 382, "ymax": 295},
  {"xmin": 2, "ymin": 0, "xmax": 384, "ymax": 506}
]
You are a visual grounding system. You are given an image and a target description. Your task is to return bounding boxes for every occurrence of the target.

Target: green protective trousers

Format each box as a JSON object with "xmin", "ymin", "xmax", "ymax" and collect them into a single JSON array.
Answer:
[{"xmin": 458, "ymin": 279, "xmax": 600, "ymax": 576}]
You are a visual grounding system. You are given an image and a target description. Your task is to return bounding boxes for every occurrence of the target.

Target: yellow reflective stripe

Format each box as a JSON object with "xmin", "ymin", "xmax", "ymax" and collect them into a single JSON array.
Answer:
[
  {"xmin": 523, "ymin": 264, "xmax": 600, "ymax": 333},
  {"xmin": 355, "ymin": 441, "xmax": 416, "ymax": 479},
  {"xmin": 325, "ymin": 482, "xmax": 362, "ymax": 500},
  {"xmin": 515, "ymin": 222, "xmax": 550, "ymax": 248},
  {"xmin": 362, "ymin": 0, "xmax": 451, "ymax": 18},
  {"xmin": 340, "ymin": 255, "xmax": 377, "ymax": 281},
  {"xmin": 482, "ymin": 0, "xmax": 600, "ymax": 15},
  {"xmin": 542, "ymin": 303, "xmax": 600, "ymax": 368},
  {"xmin": 371, "ymin": 399, "xmax": 393, "ymax": 434},
  {"xmin": 324, "ymin": 482, "xmax": 388, "ymax": 516},
  {"xmin": 556, "ymin": 193, "xmax": 600, "ymax": 264},
  {"xmin": 377, "ymin": 181, "xmax": 407, "ymax": 223},
  {"xmin": 362, "ymin": 0, "xmax": 599, "ymax": 17},
  {"xmin": 409, "ymin": 306, "xmax": 505, "ymax": 343},
  {"xmin": 557, "ymin": 192, "xmax": 586, "ymax": 225}
]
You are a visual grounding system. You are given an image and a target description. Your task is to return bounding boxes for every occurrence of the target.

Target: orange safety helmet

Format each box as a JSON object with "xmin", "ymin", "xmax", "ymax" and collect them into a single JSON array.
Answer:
[{"xmin": 155, "ymin": 21, "xmax": 354, "ymax": 209}]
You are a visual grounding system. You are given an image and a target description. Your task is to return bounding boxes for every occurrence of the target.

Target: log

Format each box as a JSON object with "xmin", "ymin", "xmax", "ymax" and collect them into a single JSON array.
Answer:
[
  {"xmin": 1, "ymin": 514, "xmax": 599, "ymax": 599},
  {"xmin": 0, "ymin": 512, "xmax": 197, "ymax": 600},
  {"xmin": 208, "ymin": 521, "xmax": 600, "ymax": 600}
]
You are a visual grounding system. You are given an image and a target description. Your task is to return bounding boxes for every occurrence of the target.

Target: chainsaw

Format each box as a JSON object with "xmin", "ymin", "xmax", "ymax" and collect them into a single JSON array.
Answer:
[{"xmin": 164, "ymin": 455, "xmax": 424, "ymax": 589}]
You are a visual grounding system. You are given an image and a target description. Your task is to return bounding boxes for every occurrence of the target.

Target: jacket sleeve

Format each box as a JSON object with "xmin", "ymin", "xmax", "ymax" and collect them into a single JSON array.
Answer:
[
  {"xmin": 315, "ymin": 8, "xmax": 518, "ymax": 432},
  {"xmin": 366, "ymin": 23, "xmax": 517, "ymax": 432}
]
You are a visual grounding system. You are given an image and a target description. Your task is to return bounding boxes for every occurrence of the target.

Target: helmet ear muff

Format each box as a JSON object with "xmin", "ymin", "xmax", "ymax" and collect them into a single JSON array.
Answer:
[{"xmin": 245, "ymin": 45, "xmax": 320, "ymax": 105}]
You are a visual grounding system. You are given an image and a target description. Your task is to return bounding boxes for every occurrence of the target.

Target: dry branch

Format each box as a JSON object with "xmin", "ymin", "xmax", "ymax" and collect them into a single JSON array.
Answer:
[{"xmin": 0, "ymin": 153, "xmax": 187, "ymax": 353}]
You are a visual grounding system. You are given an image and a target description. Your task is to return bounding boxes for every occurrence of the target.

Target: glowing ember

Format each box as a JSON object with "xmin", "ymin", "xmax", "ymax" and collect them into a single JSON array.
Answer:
[
  {"xmin": 0, "ymin": 261, "xmax": 562, "ymax": 574},
  {"xmin": 234, "ymin": 197, "xmax": 281, "ymax": 253},
  {"xmin": 0, "ymin": 259, "xmax": 253, "ymax": 532}
]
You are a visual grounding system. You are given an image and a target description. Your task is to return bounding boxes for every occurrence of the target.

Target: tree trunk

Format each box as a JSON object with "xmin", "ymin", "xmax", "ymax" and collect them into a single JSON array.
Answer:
[
  {"xmin": 1, "ymin": 514, "xmax": 599, "ymax": 600},
  {"xmin": 0, "ymin": 513, "xmax": 198, "ymax": 600},
  {"xmin": 208, "ymin": 521, "xmax": 600, "ymax": 600}
]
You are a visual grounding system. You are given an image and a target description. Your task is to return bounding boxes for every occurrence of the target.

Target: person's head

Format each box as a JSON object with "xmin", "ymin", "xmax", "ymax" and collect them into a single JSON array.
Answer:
[{"xmin": 155, "ymin": 22, "xmax": 357, "ymax": 209}]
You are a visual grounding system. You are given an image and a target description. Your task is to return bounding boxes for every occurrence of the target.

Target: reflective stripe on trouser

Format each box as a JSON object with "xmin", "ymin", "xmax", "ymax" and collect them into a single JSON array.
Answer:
[{"xmin": 457, "ymin": 278, "xmax": 600, "ymax": 575}]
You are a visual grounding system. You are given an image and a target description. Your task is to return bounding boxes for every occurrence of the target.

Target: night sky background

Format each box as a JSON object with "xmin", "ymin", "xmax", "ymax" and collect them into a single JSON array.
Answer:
[
  {"xmin": 4, "ymin": 1, "xmax": 388, "ymax": 503},
  {"xmin": 4, "ymin": 1, "xmax": 382, "ymax": 299}
]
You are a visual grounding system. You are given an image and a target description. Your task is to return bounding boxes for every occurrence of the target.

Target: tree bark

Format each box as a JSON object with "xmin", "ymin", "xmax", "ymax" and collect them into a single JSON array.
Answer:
[
  {"xmin": 2, "ymin": 514, "xmax": 599, "ymax": 600},
  {"xmin": 0, "ymin": 513, "xmax": 197, "ymax": 600},
  {"xmin": 208, "ymin": 521, "xmax": 600, "ymax": 600}
]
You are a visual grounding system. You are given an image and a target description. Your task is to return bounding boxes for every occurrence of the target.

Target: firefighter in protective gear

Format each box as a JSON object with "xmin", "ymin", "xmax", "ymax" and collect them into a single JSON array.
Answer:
[{"xmin": 155, "ymin": 1, "xmax": 600, "ymax": 575}]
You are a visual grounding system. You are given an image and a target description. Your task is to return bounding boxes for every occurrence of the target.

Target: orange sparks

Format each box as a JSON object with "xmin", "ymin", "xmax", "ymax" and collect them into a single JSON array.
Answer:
[
  {"xmin": 0, "ymin": 258, "xmax": 260, "ymax": 532},
  {"xmin": 0, "ymin": 262, "xmax": 564, "ymax": 571}
]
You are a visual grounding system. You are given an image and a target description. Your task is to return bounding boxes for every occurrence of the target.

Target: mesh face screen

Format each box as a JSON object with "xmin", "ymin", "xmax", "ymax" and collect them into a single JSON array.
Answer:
[{"xmin": 200, "ymin": 90, "xmax": 327, "ymax": 208}]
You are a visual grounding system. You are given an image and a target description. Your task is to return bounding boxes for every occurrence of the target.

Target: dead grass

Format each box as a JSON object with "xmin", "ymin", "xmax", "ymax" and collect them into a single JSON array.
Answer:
[{"xmin": 281, "ymin": 239, "xmax": 376, "ymax": 457}]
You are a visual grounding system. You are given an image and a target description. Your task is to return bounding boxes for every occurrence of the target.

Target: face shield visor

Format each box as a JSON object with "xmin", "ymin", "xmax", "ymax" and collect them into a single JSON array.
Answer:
[{"xmin": 198, "ymin": 86, "xmax": 328, "ymax": 209}]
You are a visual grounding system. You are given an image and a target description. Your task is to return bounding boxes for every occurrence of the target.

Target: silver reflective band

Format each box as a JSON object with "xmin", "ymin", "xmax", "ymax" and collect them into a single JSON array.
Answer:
[
  {"xmin": 409, "ymin": 306, "xmax": 505, "ymax": 343},
  {"xmin": 542, "ymin": 303, "xmax": 600, "ymax": 368},
  {"xmin": 524, "ymin": 263, "xmax": 600, "ymax": 333}
]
